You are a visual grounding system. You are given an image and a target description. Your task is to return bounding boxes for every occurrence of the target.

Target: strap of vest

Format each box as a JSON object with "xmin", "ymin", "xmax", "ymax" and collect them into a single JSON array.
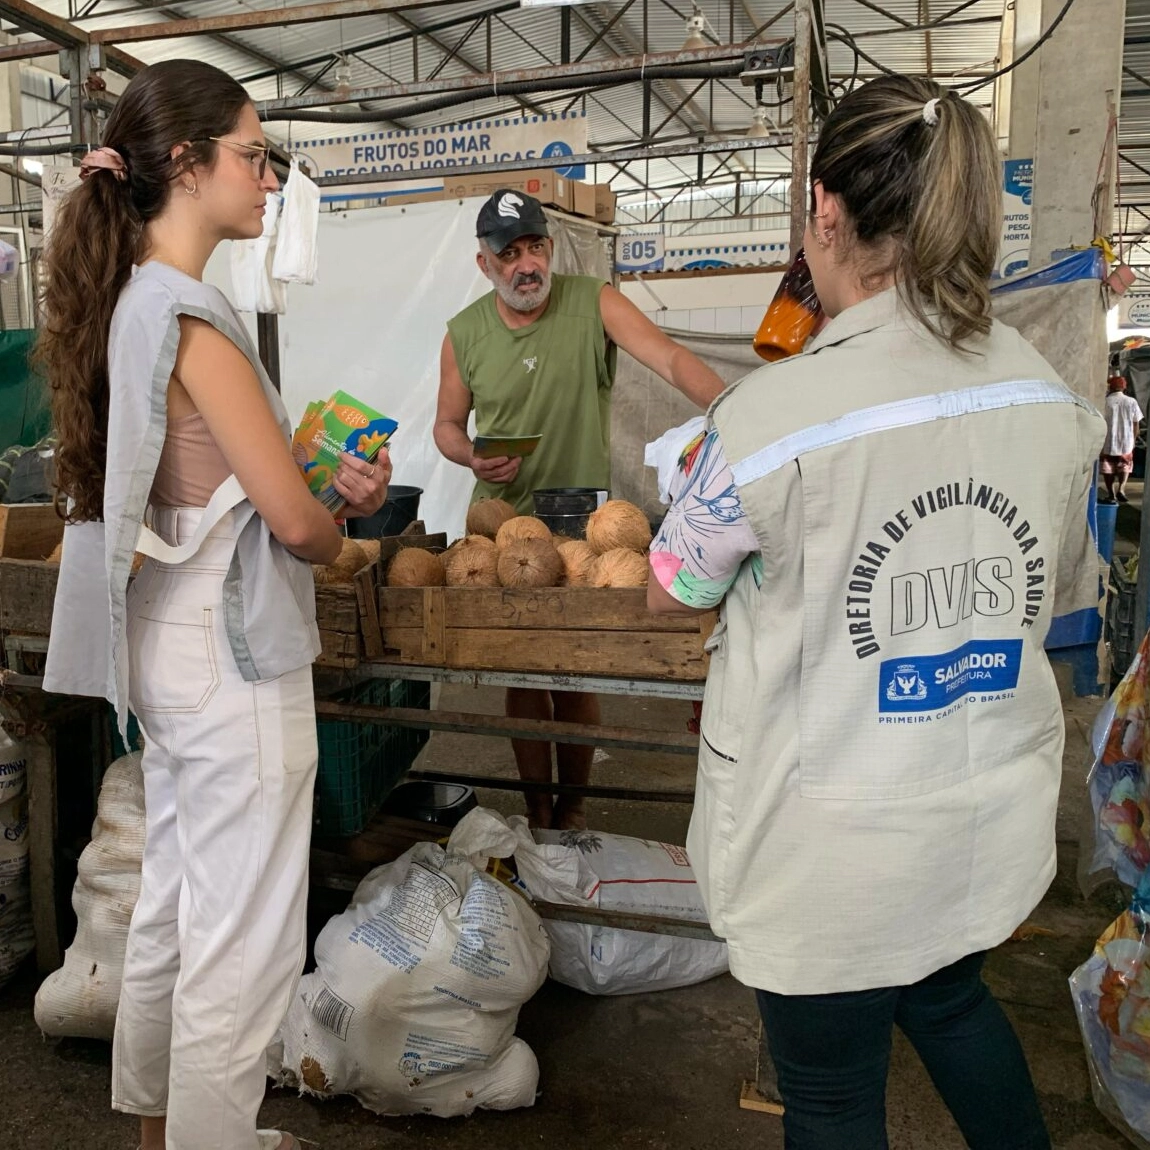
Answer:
[{"xmin": 135, "ymin": 473, "xmax": 248, "ymax": 565}]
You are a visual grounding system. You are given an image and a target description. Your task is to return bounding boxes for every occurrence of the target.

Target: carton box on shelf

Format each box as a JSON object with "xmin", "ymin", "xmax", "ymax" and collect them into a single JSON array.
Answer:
[
  {"xmin": 594, "ymin": 184, "xmax": 617, "ymax": 225},
  {"xmin": 443, "ymin": 169, "xmax": 573, "ymax": 212}
]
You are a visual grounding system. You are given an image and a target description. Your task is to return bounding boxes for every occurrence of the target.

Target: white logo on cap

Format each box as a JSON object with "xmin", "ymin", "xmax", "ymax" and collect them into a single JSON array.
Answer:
[{"xmin": 498, "ymin": 192, "xmax": 524, "ymax": 219}]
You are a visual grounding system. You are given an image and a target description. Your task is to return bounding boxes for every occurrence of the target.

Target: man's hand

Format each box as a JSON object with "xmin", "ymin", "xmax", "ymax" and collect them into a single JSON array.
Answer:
[
  {"xmin": 335, "ymin": 447, "xmax": 392, "ymax": 519},
  {"xmin": 470, "ymin": 452, "xmax": 521, "ymax": 486}
]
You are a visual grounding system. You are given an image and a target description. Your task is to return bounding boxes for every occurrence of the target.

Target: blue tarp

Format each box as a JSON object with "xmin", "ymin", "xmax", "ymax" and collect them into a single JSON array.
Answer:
[{"xmin": 991, "ymin": 247, "xmax": 1106, "ymax": 295}]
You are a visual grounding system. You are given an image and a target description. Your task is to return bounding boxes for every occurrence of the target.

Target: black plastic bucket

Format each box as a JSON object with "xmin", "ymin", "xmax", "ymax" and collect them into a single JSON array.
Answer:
[
  {"xmin": 384, "ymin": 780, "xmax": 478, "ymax": 827},
  {"xmin": 347, "ymin": 484, "xmax": 423, "ymax": 539},
  {"xmin": 532, "ymin": 487, "xmax": 605, "ymax": 540}
]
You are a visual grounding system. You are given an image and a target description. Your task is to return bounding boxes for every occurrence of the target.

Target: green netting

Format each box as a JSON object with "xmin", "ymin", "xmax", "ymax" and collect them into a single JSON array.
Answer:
[{"xmin": 0, "ymin": 330, "xmax": 50, "ymax": 450}]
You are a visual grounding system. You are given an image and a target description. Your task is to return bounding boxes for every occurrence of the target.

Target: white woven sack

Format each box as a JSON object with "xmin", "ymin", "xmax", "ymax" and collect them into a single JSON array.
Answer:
[
  {"xmin": 269, "ymin": 807, "xmax": 549, "ymax": 1118},
  {"xmin": 0, "ymin": 731, "xmax": 32, "ymax": 988},
  {"xmin": 35, "ymin": 752, "xmax": 145, "ymax": 1039},
  {"xmin": 518, "ymin": 823, "xmax": 730, "ymax": 995}
]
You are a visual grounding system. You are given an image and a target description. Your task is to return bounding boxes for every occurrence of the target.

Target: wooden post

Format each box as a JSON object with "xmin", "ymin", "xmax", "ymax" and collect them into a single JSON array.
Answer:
[
  {"xmin": 257, "ymin": 312, "xmax": 281, "ymax": 392},
  {"xmin": 25, "ymin": 727, "xmax": 60, "ymax": 972},
  {"xmin": 789, "ymin": 0, "xmax": 813, "ymax": 259}
]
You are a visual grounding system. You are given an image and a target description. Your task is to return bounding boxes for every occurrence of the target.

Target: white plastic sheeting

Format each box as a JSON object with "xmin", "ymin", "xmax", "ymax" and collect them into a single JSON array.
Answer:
[{"xmin": 209, "ymin": 198, "xmax": 610, "ymax": 541}]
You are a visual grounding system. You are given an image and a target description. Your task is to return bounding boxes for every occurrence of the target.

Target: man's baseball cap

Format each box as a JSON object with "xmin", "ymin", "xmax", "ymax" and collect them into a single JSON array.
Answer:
[{"xmin": 476, "ymin": 188, "xmax": 550, "ymax": 254}]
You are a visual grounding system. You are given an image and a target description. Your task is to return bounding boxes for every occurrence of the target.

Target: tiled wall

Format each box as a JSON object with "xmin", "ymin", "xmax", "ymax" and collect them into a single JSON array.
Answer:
[{"xmin": 644, "ymin": 305, "xmax": 765, "ymax": 334}]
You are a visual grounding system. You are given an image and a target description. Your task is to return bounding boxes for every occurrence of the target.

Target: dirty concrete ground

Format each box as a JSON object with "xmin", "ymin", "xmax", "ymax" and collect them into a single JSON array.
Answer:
[{"xmin": 0, "ymin": 682, "xmax": 1136, "ymax": 1150}]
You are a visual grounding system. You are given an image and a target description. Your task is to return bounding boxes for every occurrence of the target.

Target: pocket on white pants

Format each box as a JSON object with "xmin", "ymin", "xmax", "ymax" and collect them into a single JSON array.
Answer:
[{"xmin": 128, "ymin": 604, "xmax": 222, "ymax": 714}]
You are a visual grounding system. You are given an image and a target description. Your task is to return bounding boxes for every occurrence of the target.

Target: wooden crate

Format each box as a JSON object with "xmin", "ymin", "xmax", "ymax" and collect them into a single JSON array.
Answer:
[
  {"xmin": 0, "ymin": 558, "xmax": 59, "ymax": 637},
  {"xmin": 0, "ymin": 504, "xmax": 64, "ymax": 561},
  {"xmin": 376, "ymin": 585, "xmax": 715, "ymax": 681}
]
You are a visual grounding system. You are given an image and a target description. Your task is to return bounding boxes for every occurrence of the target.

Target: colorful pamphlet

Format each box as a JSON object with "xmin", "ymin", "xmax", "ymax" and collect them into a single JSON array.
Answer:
[
  {"xmin": 472, "ymin": 433, "xmax": 543, "ymax": 460},
  {"xmin": 291, "ymin": 389, "xmax": 398, "ymax": 515}
]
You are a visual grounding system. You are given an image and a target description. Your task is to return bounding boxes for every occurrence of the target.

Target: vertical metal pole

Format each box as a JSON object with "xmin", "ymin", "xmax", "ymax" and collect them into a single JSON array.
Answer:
[
  {"xmin": 790, "ymin": 0, "xmax": 813, "ymax": 258},
  {"xmin": 257, "ymin": 313, "xmax": 282, "ymax": 393},
  {"xmin": 413, "ymin": 32, "xmax": 419, "ymax": 81},
  {"xmin": 642, "ymin": 81, "xmax": 651, "ymax": 142},
  {"xmin": 561, "ymin": 7, "xmax": 571, "ymax": 64}
]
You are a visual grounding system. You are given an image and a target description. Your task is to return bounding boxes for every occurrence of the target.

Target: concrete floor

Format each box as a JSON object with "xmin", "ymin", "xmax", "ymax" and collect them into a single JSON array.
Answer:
[{"xmin": 0, "ymin": 683, "xmax": 1138, "ymax": 1150}]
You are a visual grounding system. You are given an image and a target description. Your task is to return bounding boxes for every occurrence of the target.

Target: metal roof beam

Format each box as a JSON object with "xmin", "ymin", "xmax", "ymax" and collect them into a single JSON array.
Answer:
[
  {"xmin": 0, "ymin": 0, "xmax": 142, "ymax": 75},
  {"xmin": 88, "ymin": 0, "xmax": 471, "ymax": 44}
]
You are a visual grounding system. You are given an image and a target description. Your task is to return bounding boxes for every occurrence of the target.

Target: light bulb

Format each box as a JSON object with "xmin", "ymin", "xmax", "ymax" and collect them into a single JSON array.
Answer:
[
  {"xmin": 683, "ymin": 12, "xmax": 708, "ymax": 51},
  {"xmin": 746, "ymin": 106, "xmax": 773, "ymax": 139},
  {"xmin": 334, "ymin": 54, "xmax": 352, "ymax": 100}
]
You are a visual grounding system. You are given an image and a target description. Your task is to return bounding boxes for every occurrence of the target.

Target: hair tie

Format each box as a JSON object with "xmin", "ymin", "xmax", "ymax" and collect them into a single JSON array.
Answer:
[
  {"xmin": 79, "ymin": 147, "xmax": 127, "ymax": 182},
  {"xmin": 922, "ymin": 98, "xmax": 941, "ymax": 127}
]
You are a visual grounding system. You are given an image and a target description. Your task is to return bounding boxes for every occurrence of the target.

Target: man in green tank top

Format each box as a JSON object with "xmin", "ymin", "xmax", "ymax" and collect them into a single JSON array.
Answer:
[{"xmin": 435, "ymin": 189, "xmax": 724, "ymax": 829}]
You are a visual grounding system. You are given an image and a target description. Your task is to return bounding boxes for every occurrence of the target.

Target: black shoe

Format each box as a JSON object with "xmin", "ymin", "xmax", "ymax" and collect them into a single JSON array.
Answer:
[
  {"xmin": 1117, "ymin": 492, "xmax": 1130, "ymax": 503},
  {"xmin": 1099, "ymin": 495, "xmax": 1117, "ymax": 504}
]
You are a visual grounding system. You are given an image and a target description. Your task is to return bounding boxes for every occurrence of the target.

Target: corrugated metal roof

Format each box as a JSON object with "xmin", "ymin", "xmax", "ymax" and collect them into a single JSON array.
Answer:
[{"xmin": 0, "ymin": 0, "xmax": 1003, "ymax": 227}]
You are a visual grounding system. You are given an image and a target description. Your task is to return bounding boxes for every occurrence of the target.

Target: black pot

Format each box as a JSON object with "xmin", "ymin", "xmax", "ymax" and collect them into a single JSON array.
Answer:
[{"xmin": 346, "ymin": 484, "xmax": 423, "ymax": 539}]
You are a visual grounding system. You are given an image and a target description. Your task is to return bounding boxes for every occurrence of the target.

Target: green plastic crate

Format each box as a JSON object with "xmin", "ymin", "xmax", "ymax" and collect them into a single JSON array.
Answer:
[{"xmin": 314, "ymin": 677, "xmax": 431, "ymax": 838}]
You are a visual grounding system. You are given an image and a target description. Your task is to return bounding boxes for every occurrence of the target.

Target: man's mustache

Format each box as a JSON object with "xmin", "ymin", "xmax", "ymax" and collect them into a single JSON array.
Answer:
[{"xmin": 513, "ymin": 272, "xmax": 543, "ymax": 288}]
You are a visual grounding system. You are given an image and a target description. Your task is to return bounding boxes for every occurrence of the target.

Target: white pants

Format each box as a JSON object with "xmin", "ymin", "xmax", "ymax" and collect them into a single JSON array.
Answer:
[{"xmin": 112, "ymin": 508, "xmax": 317, "ymax": 1150}]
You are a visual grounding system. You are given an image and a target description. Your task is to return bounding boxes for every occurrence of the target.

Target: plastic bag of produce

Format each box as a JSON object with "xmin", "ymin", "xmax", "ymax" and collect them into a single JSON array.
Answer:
[
  {"xmin": 1072, "ymin": 868, "xmax": 1150, "ymax": 1147},
  {"xmin": 512, "ymin": 820, "xmax": 730, "ymax": 995},
  {"xmin": 269, "ymin": 807, "xmax": 549, "ymax": 1118},
  {"xmin": 1080, "ymin": 631, "xmax": 1150, "ymax": 896}
]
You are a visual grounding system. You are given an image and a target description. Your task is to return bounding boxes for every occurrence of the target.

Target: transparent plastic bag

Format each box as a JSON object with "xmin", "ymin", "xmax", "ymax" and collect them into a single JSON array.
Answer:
[
  {"xmin": 1080, "ymin": 631, "xmax": 1150, "ymax": 897},
  {"xmin": 1071, "ymin": 869, "xmax": 1150, "ymax": 1147}
]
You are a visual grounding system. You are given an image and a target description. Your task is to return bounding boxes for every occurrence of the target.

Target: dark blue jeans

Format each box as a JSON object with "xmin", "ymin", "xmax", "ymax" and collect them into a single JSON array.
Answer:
[{"xmin": 755, "ymin": 952, "xmax": 1051, "ymax": 1150}]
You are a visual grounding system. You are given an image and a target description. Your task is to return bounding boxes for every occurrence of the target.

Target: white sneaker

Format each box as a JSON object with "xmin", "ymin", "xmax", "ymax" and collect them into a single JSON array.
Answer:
[{"xmin": 256, "ymin": 1132, "xmax": 302, "ymax": 1150}]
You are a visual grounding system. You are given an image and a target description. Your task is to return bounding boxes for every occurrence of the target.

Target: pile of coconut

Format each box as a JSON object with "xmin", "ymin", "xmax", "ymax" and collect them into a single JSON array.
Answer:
[
  {"xmin": 384, "ymin": 497, "xmax": 653, "ymax": 590},
  {"xmin": 311, "ymin": 537, "xmax": 380, "ymax": 584}
]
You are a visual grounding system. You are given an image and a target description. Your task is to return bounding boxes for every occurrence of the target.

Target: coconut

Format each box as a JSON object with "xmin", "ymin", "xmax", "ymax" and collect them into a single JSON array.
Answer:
[
  {"xmin": 496, "ymin": 515, "xmax": 552, "ymax": 550},
  {"xmin": 497, "ymin": 538, "xmax": 563, "ymax": 589},
  {"xmin": 466, "ymin": 497, "xmax": 518, "ymax": 540},
  {"xmin": 444, "ymin": 535, "xmax": 500, "ymax": 587},
  {"xmin": 357, "ymin": 539, "xmax": 381, "ymax": 568},
  {"xmin": 386, "ymin": 547, "xmax": 446, "ymax": 587},
  {"xmin": 589, "ymin": 548, "xmax": 649, "ymax": 588},
  {"xmin": 556, "ymin": 539, "xmax": 597, "ymax": 587},
  {"xmin": 585, "ymin": 500, "xmax": 652, "ymax": 555}
]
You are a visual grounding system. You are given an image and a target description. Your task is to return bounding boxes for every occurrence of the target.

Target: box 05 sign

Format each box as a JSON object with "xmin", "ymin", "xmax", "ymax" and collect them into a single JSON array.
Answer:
[
  {"xmin": 617, "ymin": 234, "xmax": 665, "ymax": 273},
  {"xmin": 295, "ymin": 112, "xmax": 587, "ymax": 202}
]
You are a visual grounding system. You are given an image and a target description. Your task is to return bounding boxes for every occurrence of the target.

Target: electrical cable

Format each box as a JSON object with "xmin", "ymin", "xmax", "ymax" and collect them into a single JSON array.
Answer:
[{"xmin": 952, "ymin": 0, "xmax": 1077, "ymax": 92}]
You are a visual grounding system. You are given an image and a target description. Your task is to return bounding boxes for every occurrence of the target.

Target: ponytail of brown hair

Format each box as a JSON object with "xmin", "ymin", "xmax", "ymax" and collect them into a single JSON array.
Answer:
[
  {"xmin": 809, "ymin": 75, "xmax": 1000, "ymax": 351},
  {"xmin": 36, "ymin": 59, "xmax": 252, "ymax": 522}
]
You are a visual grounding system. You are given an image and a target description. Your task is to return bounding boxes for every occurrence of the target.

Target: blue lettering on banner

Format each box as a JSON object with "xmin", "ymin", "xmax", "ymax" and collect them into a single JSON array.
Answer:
[{"xmin": 877, "ymin": 639, "xmax": 1022, "ymax": 714}]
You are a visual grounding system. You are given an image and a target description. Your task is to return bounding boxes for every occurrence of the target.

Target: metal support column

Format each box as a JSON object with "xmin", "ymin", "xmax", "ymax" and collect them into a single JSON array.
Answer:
[{"xmin": 790, "ymin": 0, "xmax": 813, "ymax": 258}]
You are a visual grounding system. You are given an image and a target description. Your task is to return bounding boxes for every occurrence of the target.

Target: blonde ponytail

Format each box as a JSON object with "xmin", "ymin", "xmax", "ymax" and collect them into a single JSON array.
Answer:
[{"xmin": 809, "ymin": 76, "xmax": 1001, "ymax": 351}]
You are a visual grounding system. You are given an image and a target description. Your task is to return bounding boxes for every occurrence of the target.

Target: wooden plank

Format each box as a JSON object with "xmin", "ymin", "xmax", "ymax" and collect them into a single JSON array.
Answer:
[
  {"xmin": 0, "ymin": 505, "xmax": 64, "ymax": 560},
  {"xmin": 313, "ymin": 584, "xmax": 360, "ymax": 634},
  {"xmin": 740, "ymin": 1081, "xmax": 784, "ymax": 1116},
  {"xmin": 312, "ymin": 701, "xmax": 700, "ymax": 753},
  {"xmin": 0, "ymin": 559, "xmax": 60, "ymax": 635},
  {"xmin": 353, "ymin": 562, "xmax": 382, "ymax": 660},
  {"xmin": 23, "ymin": 728, "xmax": 60, "ymax": 973},
  {"xmin": 421, "ymin": 586, "xmax": 446, "ymax": 664},
  {"xmin": 315, "ymin": 628, "xmax": 358, "ymax": 668},
  {"xmin": 378, "ymin": 586, "xmax": 701, "ymax": 632}
]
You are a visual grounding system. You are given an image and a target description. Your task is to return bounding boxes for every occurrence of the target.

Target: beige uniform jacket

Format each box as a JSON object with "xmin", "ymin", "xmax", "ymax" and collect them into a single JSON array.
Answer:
[{"xmin": 694, "ymin": 288, "xmax": 1104, "ymax": 994}]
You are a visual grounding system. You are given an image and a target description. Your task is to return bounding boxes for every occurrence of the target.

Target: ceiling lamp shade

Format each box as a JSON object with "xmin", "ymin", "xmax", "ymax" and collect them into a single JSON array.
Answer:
[
  {"xmin": 746, "ymin": 106, "xmax": 774, "ymax": 139},
  {"xmin": 683, "ymin": 9, "xmax": 709, "ymax": 51}
]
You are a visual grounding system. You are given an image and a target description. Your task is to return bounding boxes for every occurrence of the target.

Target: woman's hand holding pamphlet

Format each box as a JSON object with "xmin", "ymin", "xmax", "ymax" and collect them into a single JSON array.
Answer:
[{"xmin": 292, "ymin": 389, "xmax": 398, "ymax": 517}]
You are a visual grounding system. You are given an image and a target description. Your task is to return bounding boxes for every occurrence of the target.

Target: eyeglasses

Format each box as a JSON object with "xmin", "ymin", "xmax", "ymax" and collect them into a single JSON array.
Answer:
[{"xmin": 206, "ymin": 137, "xmax": 271, "ymax": 180}]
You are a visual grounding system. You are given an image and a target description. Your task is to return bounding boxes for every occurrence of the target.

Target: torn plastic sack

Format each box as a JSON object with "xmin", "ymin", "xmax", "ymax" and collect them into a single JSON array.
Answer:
[
  {"xmin": 269, "ymin": 807, "xmax": 549, "ymax": 1118},
  {"xmin": 272, "ymin": 160, "xmax": 320, "ymax": 285},
  {"xmin": 34, "ymin": 752, "xmax": 144, "ymax": 1038},
  {"xmin": 644, "ymin": 415, "xmax": 706, "ymax": 505},
  {"xmin": 0, "ymin": 731, "xmax": 33, "ymax": 989},
  {"xmin": 1080, "ymin": 631, "xmax": 1150, "ymax": 897},
  {"xmin": 513, "ymin": 819, "xmax": 730, "ymax": 995},
  {"xmin": 1072, "ymin": 866, "xmax": 1150, "ymax": 1148}
]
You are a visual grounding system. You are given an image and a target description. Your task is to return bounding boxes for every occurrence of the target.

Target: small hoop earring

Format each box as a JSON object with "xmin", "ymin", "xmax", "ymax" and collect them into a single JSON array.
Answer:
[
  {"xmin": 184, "ymin": 181, "xmax": 197, "ymax": 196},
  {"xmin": 814, "ymin": 227, "xmax": 832, "ymax": 250}
]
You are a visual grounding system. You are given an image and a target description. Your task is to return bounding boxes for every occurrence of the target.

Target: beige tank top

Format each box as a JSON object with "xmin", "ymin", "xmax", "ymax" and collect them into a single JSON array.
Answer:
[{"xmin": 149, "ymin": 412, "xmax": 231, "ymax": 508}]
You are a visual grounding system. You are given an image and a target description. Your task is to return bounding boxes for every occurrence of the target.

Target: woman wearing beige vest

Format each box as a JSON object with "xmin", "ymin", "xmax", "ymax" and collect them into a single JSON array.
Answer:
[
  {"xmin": 38, "ymin": 61, "xmax": 389, "ymax": 1150},
  {"xmin": 649, "ymin": 76, "xmax": 1103, "ymax": 1149}
]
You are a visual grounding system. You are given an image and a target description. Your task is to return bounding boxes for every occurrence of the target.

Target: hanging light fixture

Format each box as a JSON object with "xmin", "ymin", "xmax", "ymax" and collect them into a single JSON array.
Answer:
[
  {"xmin": 745, "ymin": 105, "xmax": 774, "ymax": 139},
  {"xmin": 683, "ymin": 5, "xmax": 709, "ymax": 51},
  {"xmin": 334, "ymin": 53, "xmax": 352, "ymax": 100}
]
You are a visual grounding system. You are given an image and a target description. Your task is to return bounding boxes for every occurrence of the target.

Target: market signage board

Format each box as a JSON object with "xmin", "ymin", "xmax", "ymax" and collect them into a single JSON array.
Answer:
[
  {"xmin": 617, "ymin": 234, "xmax": 666, "ymax": 273},
  {"xmin": 1120, "ymin": 293, "xmax": 1150, "ymax": 329},
  {"xmin": 294, "ymin": 112, "xmax": 588, "ymax": 204},
  {"xmin": 998, "ymin": 158, "xmax": 1033, "ymax": 278}
]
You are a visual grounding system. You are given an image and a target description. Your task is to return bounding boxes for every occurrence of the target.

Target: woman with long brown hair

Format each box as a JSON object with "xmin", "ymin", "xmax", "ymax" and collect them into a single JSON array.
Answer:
[
  {"xmin": 648, "ymin": 74, "xmax": 1103, "ymax": 1148},
  {"xmin": 38, "ymin": 59, "xmax": 389, "ymax": 1150}
]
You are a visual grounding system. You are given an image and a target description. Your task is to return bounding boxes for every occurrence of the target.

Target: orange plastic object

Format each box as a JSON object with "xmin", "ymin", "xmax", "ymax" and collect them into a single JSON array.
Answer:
[{"xmin": 753, "ymin": 248, "xmax": 823, "ymax": 362}]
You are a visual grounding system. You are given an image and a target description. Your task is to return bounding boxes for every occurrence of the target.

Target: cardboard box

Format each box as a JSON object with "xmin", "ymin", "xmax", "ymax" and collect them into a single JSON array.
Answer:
[
  {"xmin": 571, "ymin": 181, "xmax": 598, "ymax": 220},
  {"xmin": 0, "ymin": 504, "xmax": 63, "ymax": 560},
  {"xmin": 381, "ymin": 189, "xmax": 449, "ymax": 208},
  {"xmin": 443, "ymin": 169, "xmax": 573, "ymax": 212},
  {"xmin": 594, "ymin": 184, "xmax": 617, "ymax": 225}
]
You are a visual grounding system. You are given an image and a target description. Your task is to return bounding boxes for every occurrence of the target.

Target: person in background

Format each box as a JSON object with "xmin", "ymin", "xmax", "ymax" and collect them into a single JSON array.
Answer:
[
  {"xmin": 435, "ymin": 188, "xmax": 724, "ymax": 829},
  {"xmin": 648, "ymin": 75, "xmax": 1102, "ymax": 1150},
  {"xmin": 1100, "ymin": 372, "xmax": 1143, "ymax": 503},
  {"xmin": 37, "ymin": 60, "xmax": 388, "ymax": 1150}
]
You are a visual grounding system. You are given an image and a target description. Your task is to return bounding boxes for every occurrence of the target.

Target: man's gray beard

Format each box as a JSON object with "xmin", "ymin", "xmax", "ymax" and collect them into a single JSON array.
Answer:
[{"xmin": 493, "ymin": 270, "xmax": 551, "ymax": 313}]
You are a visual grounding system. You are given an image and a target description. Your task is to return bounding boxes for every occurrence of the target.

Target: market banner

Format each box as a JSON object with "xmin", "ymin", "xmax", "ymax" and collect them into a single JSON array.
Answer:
[
  {"xmin": 998, "ymin": 157, "xmax": 1033, "ymax": 278},
  {"xmin": 294, "ymin": 111, "xmax": 587, "ymax": 204}
]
